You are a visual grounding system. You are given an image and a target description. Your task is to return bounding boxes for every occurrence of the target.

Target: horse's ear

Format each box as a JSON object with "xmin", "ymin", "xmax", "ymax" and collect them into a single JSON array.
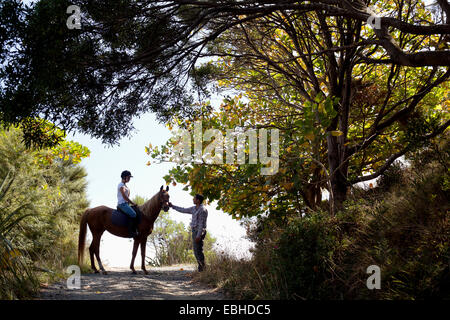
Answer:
[
  {"xmin": 160, "ymin": 185, "xmax": 163, "ymax": 191},
  {"xmin": 166, "ymin": 185, "xmax": 169, "ymax": 191}
]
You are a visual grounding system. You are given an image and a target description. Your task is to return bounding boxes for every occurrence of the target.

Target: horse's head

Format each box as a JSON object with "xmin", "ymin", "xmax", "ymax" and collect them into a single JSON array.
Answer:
[{"xmin": 159, "ymin": 185, "xmax": 170, "ymax": 212}]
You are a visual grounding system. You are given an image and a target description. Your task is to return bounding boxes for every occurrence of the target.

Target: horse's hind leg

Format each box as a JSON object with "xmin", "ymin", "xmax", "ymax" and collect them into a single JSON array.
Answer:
[
  {"xmin": 92, "ymin": 234, "xmax": 107, "ymax": 275},
  {"xmin": 89, "ymin": 235, "xmax": 99, "ymax": 273},
  {"xmin": 130, "ymin": 239, "xmax": 139, "ymax": 274}
]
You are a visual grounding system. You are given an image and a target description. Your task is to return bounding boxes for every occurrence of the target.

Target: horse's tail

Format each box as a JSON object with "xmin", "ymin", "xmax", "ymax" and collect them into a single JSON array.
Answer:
[{"xmin": 78, "ymin": 209, "xmax": 89, "ymax": 265}]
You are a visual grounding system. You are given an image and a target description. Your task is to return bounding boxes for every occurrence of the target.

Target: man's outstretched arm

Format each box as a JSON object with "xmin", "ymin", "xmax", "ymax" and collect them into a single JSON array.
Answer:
[{"xmin": 169, "ymin": 203, "xmax": 194, "ymax": 214}]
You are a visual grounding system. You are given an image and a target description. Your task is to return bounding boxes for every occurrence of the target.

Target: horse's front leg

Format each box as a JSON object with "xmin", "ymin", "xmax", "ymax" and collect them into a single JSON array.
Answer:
[
  {"xmin": 140, "ymin": 238, "xmax": 149, "ymax": 275},
  {"xmin": 130, "ymin": 239, "xmax": 139, "ymax": 274}
]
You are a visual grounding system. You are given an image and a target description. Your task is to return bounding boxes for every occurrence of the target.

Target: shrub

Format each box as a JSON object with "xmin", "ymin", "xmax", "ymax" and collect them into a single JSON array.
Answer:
[
  {"xmin": 0, "ymin": 127, "xmax": 90, "ymax": 299},
  {"xmin": 275, "ymin": 214, "xmax": 339, "ymax": 299},
  {"xmin": 194, "ymin": 155, "xmax": 449, "ymax": 300}
]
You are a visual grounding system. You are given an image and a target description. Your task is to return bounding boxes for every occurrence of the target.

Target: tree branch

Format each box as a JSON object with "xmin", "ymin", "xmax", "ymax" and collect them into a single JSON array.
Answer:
[{"xmin": 350, "ymin": 118, "xmax": 450, "ymax": 184}]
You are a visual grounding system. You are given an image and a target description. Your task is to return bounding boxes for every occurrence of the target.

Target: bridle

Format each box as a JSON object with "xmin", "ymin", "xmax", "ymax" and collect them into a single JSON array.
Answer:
[{"xmin": 159, "ymin": 192, "xmax": 169, "ymax": 209}]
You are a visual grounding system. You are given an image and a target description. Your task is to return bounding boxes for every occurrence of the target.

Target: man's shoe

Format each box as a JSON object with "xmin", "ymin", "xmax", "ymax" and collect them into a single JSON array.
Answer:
[{"xmin": 198, "ymin": 264, "xmax": 206, "ymax": 272}]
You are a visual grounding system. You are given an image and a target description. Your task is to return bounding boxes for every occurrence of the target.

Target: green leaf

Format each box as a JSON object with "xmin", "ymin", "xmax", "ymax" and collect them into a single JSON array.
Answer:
[{"xmin": 331, "ymin": 130, "xmax": 344, "ymax": 136}]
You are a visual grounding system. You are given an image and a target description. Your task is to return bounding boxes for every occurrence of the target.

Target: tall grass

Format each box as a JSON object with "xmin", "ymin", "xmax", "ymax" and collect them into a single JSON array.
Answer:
[
  {"xmin": 0, "ymin": 173, "xmax": 39, "ymax": 299},
  {"xmin": 0, "ymin": 128, "xmax": 90, "ymax": 299},
  {"xmin": 193, "ymin": 250, "xmax": 289, "ymax": 299}
]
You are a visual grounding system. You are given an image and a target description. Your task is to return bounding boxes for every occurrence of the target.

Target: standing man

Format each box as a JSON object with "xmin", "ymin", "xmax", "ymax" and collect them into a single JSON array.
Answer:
[{"xmin": 169, "ymin": 194, "xmax": 208, "ymax": 272}]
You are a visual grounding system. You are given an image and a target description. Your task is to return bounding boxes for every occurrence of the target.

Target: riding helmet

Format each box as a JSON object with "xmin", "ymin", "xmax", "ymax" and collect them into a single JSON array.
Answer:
[{"xmin": 121, "ymin": 170, "xmax": 133, "ymax": 179}]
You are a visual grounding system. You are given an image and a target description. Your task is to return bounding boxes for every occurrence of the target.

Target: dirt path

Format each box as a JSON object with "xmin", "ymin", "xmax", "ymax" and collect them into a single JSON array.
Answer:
[{"xmin": 37, "ymin": 264, "xmax": 225, "ymax": 300}]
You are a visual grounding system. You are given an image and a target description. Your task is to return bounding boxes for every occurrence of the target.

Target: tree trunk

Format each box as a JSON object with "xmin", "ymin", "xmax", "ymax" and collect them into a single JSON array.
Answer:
[{"xmin": 327, "ymin": 133, "xmax": 348, "ymax": 214}]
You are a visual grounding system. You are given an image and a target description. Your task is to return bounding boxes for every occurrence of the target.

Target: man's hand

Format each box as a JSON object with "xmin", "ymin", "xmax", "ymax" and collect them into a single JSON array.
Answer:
[{"xmin": 169, "ymin": 202, "xmax": 173, "ymax": 208}]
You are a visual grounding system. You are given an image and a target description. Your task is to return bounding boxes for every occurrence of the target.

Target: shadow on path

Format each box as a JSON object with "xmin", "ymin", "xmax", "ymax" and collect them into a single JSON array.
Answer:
[{"xmin": 37, "ymin": 265, "xmax": 225, "ymax": 300}]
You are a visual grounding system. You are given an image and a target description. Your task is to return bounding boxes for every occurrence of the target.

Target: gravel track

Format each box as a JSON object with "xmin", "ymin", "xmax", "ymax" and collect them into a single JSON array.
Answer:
[{"xmin": 37, "ymin": 264, "xmax": 225, "ymax": 300}]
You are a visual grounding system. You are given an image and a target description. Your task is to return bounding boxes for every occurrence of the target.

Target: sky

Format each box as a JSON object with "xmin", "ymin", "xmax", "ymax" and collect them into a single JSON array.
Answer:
[{"xmin": 67, "ymin": 112, "xmax": 254, "ymax": 268}]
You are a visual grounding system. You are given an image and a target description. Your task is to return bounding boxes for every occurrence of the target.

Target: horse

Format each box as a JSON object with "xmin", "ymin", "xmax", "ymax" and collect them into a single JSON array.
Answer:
[{"xmin": 78, "ymin": 185, "xmax": 170, "ymax": 275}]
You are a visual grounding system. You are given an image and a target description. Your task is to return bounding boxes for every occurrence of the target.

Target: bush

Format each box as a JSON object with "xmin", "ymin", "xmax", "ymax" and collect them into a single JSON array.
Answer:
[
  {"xmin": 367, "ymin": 162, "xmax": 449, "ymax": 299},
  {"xmin": 194, "ymin": 148, "xmax": 449, "ymax": 300},
  {"xmin": 0, "ymin": 127, "xmax": 90, "ymax": 299},
  {"xmin": 276, "ymin": 214, "xmax": 339, "ymax": 299},
  {"xmin": 0, "ymin": 174, "xmax": 40, "ymax": 299}
]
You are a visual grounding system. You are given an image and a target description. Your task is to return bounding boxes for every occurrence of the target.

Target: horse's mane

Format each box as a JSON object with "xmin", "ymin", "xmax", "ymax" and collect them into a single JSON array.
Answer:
[{"xmin": 139, "ymin": 192, "xmax": 161, "ymax": 219}]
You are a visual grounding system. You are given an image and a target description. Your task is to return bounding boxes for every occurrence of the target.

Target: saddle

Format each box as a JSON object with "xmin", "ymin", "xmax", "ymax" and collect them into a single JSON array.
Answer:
[{"xmin": 111, "ymin": 205, "xmax": 143, "ymax": 229}]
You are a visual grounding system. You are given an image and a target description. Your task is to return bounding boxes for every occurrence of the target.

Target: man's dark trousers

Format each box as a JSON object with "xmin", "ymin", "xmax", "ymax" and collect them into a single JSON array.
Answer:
[{"xmin": 192, "ymin": 227, "xmax": 206, "ymax": 271}]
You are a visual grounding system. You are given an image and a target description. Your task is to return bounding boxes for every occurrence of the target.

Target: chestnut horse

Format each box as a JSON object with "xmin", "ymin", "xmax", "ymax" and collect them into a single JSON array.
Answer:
[{"xmin": 78, "ymin": 185, "xmax": 170, "ymax": 275}]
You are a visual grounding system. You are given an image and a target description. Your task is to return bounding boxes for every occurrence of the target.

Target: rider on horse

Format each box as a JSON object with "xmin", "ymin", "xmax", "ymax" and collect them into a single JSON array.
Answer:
[{"xmin": 117, "ymin": 170, "xmax": 139, "ymax": 238}]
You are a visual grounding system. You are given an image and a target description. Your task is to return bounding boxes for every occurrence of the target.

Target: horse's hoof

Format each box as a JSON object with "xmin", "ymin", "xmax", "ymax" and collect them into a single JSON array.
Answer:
[
  {"xmin": 143, "ymin": 270, "xmax": 149, "ymax": 275},
  {"xmin": 94, "ymin": 270, "xmax": 100, "ymax": 274},
  {"xmin": 131, "ymin": 270, "xmax": 137, "ymax": 275},
  {"xmin": 102, "ymin": 271, "xmax": 108, "ymax": 275}
]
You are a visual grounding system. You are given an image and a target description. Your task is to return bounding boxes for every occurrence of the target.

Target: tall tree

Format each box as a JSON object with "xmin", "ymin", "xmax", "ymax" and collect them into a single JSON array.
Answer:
[
  {"xmin": 151, "ymin": 5, "xmax": 449, "ymax": 214},
  {"xmin": 1, "ymin": 0, "xmax": 448, "ymax": 211},
  {"xmin": 1, "ymin": 0, "xmax": 449, "ymax": 147},
  {"xmin": 1, "ymin": 0, "xmax": 200, "ymax": 146}
]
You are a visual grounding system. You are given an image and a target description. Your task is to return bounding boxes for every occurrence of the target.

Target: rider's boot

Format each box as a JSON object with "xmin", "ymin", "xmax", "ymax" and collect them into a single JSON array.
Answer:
[{"xmin": 127, "ymin": 218, "xmax": 138, "ymax": 238}]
